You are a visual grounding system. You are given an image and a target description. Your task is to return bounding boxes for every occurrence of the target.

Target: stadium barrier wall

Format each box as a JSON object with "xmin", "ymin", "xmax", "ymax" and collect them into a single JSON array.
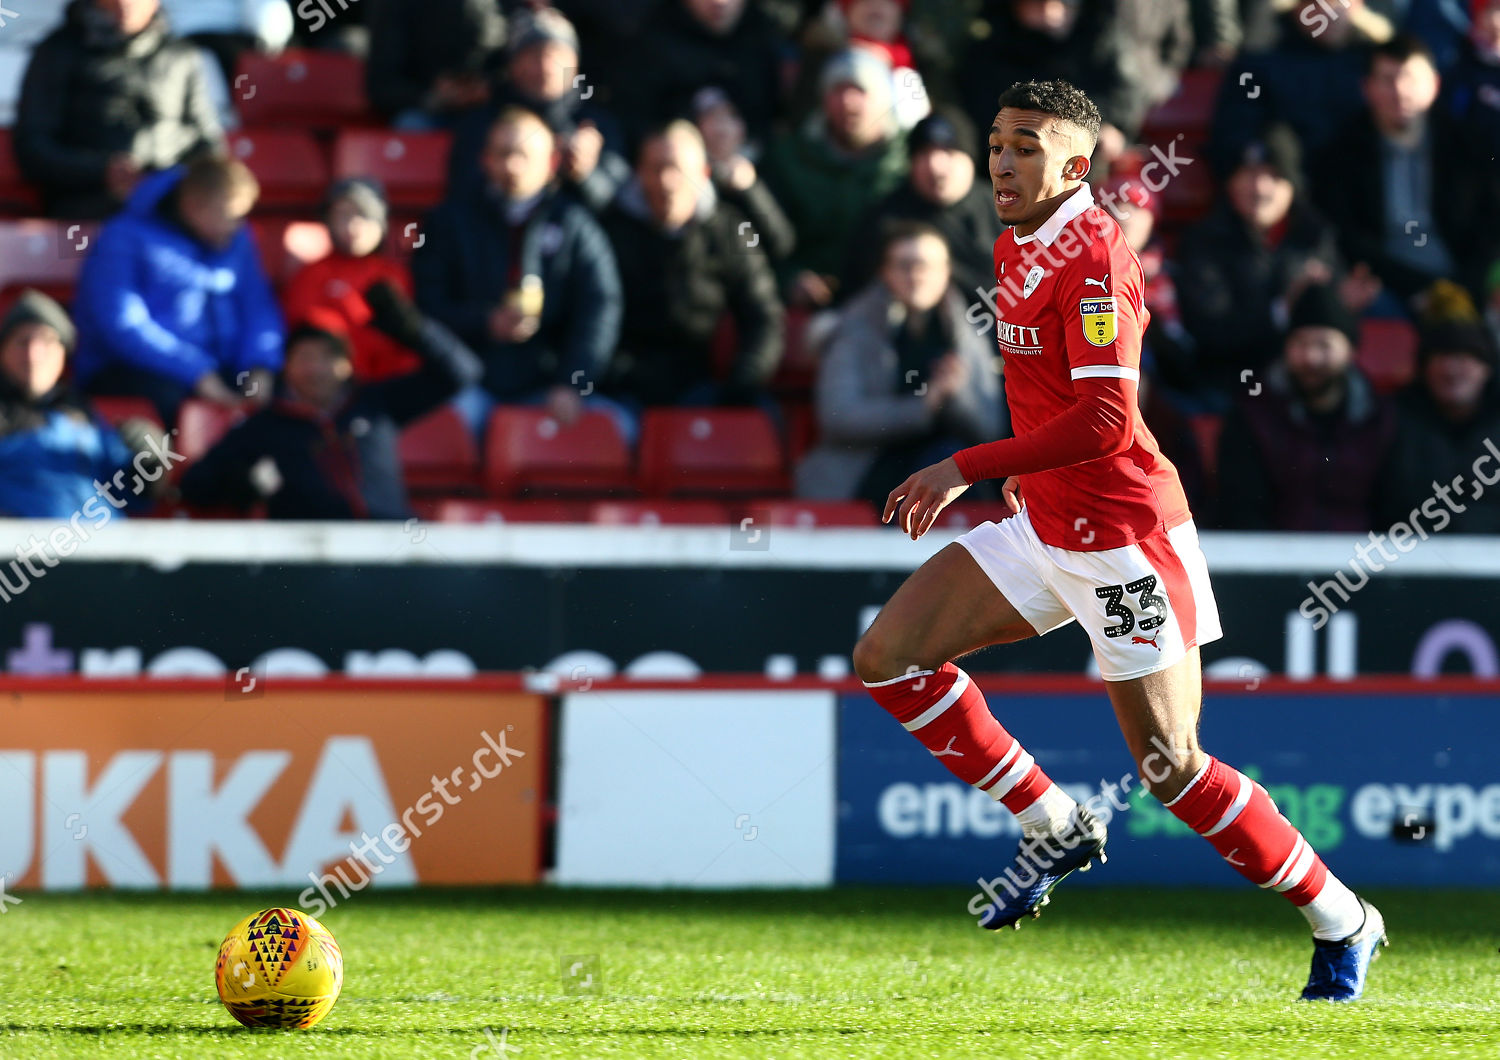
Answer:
[
  {"xmin": 0, "ymin": 680, "xmax": 546, "ymax": 892},
  {"xmin": 4, "ymin": 676, "xmax": 1498, "ymax": 891}
]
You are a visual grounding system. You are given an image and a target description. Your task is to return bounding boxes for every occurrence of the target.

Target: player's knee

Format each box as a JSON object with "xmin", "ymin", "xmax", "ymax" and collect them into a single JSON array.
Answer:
[{"xmin": 852, "ymin": 629, "xmax": 913, "ymax": 684}]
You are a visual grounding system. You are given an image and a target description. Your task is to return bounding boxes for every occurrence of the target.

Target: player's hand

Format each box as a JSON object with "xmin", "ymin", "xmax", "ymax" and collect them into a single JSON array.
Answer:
[
  {"xmin": 1001, "ymin": 476, "xmax": 1024, "ymax": 515},
  {"xmin": 883, "ymin": 457, "xmax": 970, "ymax": 540}
]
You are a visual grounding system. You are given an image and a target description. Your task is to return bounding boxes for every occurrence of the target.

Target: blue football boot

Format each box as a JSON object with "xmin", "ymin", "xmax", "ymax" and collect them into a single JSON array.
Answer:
[
  {"xmin": 977, "ymin": 806, "xmax": 1107, "ymax": 931},
  {"xmin": 1300, "ymin": 898, "xmax": 1388, "ymax": 1001}
]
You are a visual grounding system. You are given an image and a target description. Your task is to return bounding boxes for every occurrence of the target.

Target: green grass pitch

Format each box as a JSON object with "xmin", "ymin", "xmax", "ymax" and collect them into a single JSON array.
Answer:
[{"xmin": 2, "ymin": 887, "xmax": 1494, "ymax": 1058}]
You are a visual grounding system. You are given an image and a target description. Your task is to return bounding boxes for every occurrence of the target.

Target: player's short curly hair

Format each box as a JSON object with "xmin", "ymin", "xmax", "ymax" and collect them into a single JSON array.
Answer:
[{"xmin": 996, "ymin": 80, "xmax": 1101, "ymax": 149}]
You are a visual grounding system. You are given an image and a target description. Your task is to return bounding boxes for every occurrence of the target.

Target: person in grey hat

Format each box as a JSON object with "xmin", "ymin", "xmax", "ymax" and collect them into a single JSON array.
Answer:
[
  {"xmin": 839, "ymin": 104, "xmax": 1002, "ymax": 306},
  {"xmin": 1378, "ymin": 319, "xmax": 1500, "ymax": 533},
  {"xmin": 1215, "ymin": 283, "xmax": 1396, "ymax": 531},
  {"xmin": 0, "ymin": 289, "xmax": 168, "ymax": 519},
  {"xmin": 763, "ymin": 48, "xmax": 908, "ymax": 308},
  {"xmin": 445, "ymin": 5, "xmax": 632, "ymax": 213}
]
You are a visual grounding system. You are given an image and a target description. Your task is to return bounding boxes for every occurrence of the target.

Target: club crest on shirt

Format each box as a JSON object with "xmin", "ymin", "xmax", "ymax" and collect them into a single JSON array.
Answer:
[
  {"xmin": 1080, "ymin": 297, "xmax": 1117, "ymax": 346},
  {"xmin": 1022, "ymin": 265, "xmax": 1045, "ymax": 299}
]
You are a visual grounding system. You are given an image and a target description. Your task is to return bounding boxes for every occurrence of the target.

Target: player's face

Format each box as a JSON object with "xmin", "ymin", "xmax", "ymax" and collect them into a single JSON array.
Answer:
[
  {"xmin": 1424, "ymin": 351, "xmax": 1492, "ymax": 413},
  {"xmin": 911, "ymin": 146, "xmax": 975, "ymax": 206},
  {"xmin": 881, "ymin": 233, "xmax": 951, "ymax": 312},
  {"xmin": 283, "ymin": 337, "xmax": 353, "ymax": 409},
  {"xmin": 988, "ymin": 108, "xmax": 1090, "ymax": 232},
  {"xmin": 482, "ymin": 119, "xmax": 557, "ymax": 201},
  {"xmin": 1284, "ymin": 326, "xmax": 1353, "ymax": 395},
  {"xmin": 1364, "ymin": 55, "xmax": 1439, "ymax": 132},
  {"xmin": 639, "ymin": 132, "xmax": 708, "ymax": 230},
  {"xmin": 0, "ymin": 323, "xmax": 67, "ymax": 400}
]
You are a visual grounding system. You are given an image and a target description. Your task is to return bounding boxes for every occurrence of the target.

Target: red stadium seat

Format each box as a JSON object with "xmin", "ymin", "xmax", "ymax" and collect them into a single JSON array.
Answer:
[
  {"xmin": 228, "ymin": 129, "xmax": 329, "ymax": 211},
  {"xmin": 484, "ymin": 407, "xmax": 633, "ymax": 497},
  {"xmin": 770, "ymin": 305, "xmax": 818, "ymax": 394},
  {"xmin": 176, "ymin": 399, "xmax": 245, "ymax": 464},
  {"xmin": 1358, "ymin": 318, "xmax": 1419, "ymax": 394},
  {"xmin": 742, "ymin": 500, "xmax": 878, "ymax": 528},
  {"xmin": 0, "ymin": 129, "xmax": 40, "ymax": 215},
  {"xmin": 234, "ymin": 50, "xmax": 376, "ymax": 130},
  {"xmin": 589, "ymin": 499, "xmax": 734, "ymax": 525},
  {"xmin": 0, "ymin": 219, "xmax": 95, "ymax": 301},
  {"xmin": 413, "ymin": 498, "xmax": 589, "ymax": 523},
  {"xmin": 1140, "ymin": 68, "xmax": 1223, "ymax": 143},
  {"xmin": 249, "ymin": 218, "xmax": 333, "ymax": 286},
  {"xmin": 1152, "ymin": 147, "xmax": 1216, "ymax": 226},
  {"xmin": 399, "ymin": 406, "xmax": 480, "ymax": 494},
  {"xmin": 90, "ymin": 396, "xmax": 164, "ymax": 432},
  {"xmin": 637, "ymin": 409, "xmax": 787, "ymax": 496},
  {"xmin": 331, "ymin": 130, "xmax": 451, "ymax": 211}
]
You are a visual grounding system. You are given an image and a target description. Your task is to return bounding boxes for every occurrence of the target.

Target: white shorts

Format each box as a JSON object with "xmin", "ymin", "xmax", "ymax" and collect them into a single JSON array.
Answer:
[{"xmin": 956, "ymin": 509, "xmax": 1224, "ymax": 681}]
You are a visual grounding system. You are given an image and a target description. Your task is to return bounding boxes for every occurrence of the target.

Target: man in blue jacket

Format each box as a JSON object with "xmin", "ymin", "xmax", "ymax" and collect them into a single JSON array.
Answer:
[
  {"xmin": 413, "ymin": 105, "xmax": 623, "ymax": 440},
  {"xmin": 73, "ymin": 154, "xmax": 285, "ymax": 425}
]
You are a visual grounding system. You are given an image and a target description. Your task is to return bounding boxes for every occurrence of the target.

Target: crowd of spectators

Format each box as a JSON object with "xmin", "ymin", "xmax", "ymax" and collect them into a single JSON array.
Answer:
[{"xmin": 0, "ymin": 0, "xmax": 1496, "ymax": 535}]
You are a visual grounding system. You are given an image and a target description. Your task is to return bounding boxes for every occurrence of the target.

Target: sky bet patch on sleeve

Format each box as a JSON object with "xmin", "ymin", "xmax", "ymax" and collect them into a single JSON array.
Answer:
[{"xmin": 1080, "ymin": 297, "xmax": 1117, "ymax": 347}]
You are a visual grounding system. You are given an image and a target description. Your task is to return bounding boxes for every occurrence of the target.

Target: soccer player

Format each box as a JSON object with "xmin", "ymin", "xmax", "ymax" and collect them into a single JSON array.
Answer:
[{"xmin": 852, "ymin": 80, "xmax": 1387, "ymax": 1001}]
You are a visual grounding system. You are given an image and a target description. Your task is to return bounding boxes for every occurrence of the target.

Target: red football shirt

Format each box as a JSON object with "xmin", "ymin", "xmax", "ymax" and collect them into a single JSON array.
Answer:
[{"xmin": 954, "ymin": 184, "xmax": 1191, "ymax": 551}]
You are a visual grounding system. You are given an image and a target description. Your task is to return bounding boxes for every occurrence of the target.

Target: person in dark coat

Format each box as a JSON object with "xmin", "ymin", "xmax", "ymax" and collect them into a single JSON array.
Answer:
[
  {"xmin": 15, "ymin": 0, "xmax": 223, "ymax": 219},
  {"xmin": 364, "ymin": 0, "xmax": 506, "ymax": 128},
  {"xmin": 1216, "ymin": 284, "xmax": 1396, "ymax": 531},
  {"xmin": 445, "ymin": 7, "xmax": 632, "ymax": 213},
  {"xmin": 180, "ymin": 285, "xmax": 481, "ymax": 520},
  {"xmin": 413, "ymin": 106, "xmax": 623, "ymax": 438},
  {"xmin": 839, "ymin": 106, "xmax": 1002, "ymax": 307},
  {"xmin": 691, "ymin": 85, "xmax": 796, "ymax": 264},
  {"xmin": 1376, "ymin": 320, "xmax": 1500, "ymax": 534},
  {"xmin": 610, "ymin": 0, "xmax": 787, "ymax": 149},
  {"xmin": 1175, "ymin": 126, "xmax": 1346, "ymax": 405},
  {"xmin": 601, "ymin": 121, "xmax": 783, "ymax": 409},
  {"xmin": 1442, "ymin": 0, "xmax": 1500, "ymax": 163},
  {"xmin": 1311, "ymin": 34, "xmax": 1500, "ymax": 306}
]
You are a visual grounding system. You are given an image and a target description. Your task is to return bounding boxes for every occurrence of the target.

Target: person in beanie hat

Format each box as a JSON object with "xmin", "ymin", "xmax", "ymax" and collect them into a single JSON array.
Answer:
[
  {"xmin": 181, "ymin": 282, "xmax": 482, "ymax": 520},
  {"xmin": 282, "ymin": 177, "xmax": 421, "ymax": 382},
  {"xmin": 839, "ymin": 104, "xmax": 1001, "ymax": 305},
  {"xmin": 1215, "ymin": 283, "xmax": 1396, "ymax": 530},
  {"xmin": 0, "ymin": 290, "xmax": 169, "ymax": 519},
  {"xmin": 1377, "ymin": 319, "xmax": 1500, "ymax": 533},
  {"xmin": 1177, "ymin": 122, "xmax": 1345, "ymax": 406},
  {"xmin": 764, "ymin": 47, "xmax": 908, "ymax": 308}
]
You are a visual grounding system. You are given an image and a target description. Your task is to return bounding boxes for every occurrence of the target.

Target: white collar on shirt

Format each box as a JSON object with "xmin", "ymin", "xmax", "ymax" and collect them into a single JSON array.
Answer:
[{"xmin": 1011, "ymin": 184, "xmax": 1094, "ymax": 248}]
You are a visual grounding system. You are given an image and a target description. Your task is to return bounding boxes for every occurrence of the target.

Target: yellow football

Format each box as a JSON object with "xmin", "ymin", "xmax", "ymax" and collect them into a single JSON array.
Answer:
[{"xmin": 214, "ymin": 907, "xmax": 343, "ymax": 1029}]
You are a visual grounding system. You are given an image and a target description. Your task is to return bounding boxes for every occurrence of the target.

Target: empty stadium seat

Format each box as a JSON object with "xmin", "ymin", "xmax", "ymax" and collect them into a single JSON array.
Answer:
[
  {"xmin": 637, "ymin": 409, "xmax": 787, "ymax": 496},
  {"xmin": 0, "ymin": 128, "xmax": 40, "ymax": 214},
  {"xmin": 332, "ymin": 130, "xmax": 451, "ymax": 211},
  {"xmin": 176, "ymin": 399, "xmax": 245, "ymax": 464},
  {"xmin": 399, "ymin": 405, "xmax": 480, "ymax": 494},
  {"xmin": 413, "ymin": 498, "xmax": 589, "ymax": 523},
  {"xmin": 0, "ymin": 219, "xmax": 94, "ymax": 302},
  {"xmin": 589, "ymin": 499, "xmax": 734, "ymax": 525},
  {"xmin": 90, "ymin": 396, "xmax": 164, "ymax": 432},
  {"xmin": 249, "ymin": 218, "xmax": 333, "ymax": 286},
  {"xmin": 742, "ymin": 500, "xmax": 878, "ymax": 528},
  {"xmin": 1358, "ymin": 317, "xmax": 1419, "ymax": 394},
  {"xmin": 228, "ymin": 129, "xmax": 330, "ymax": 211},
  {"xmin": 1140, "ymin": 68, "xmax": 1223, "ymax": 143},
  {"xmin": 234, "ymin": 50, "xmax": 375, "ymax": 129},
  {"xmin": 484, "ymin": 408, "xmax": 633, "ymax": 497}
]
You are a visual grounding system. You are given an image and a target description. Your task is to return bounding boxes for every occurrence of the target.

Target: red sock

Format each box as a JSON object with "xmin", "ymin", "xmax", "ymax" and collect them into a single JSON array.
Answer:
[
  {"xmin": 1165, "ymin": 756, "xmax": 1329, "ymax": 905},
  {"xmin": 864, "ymin": 663, "xmax": 1054, "ymax": 814}
]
